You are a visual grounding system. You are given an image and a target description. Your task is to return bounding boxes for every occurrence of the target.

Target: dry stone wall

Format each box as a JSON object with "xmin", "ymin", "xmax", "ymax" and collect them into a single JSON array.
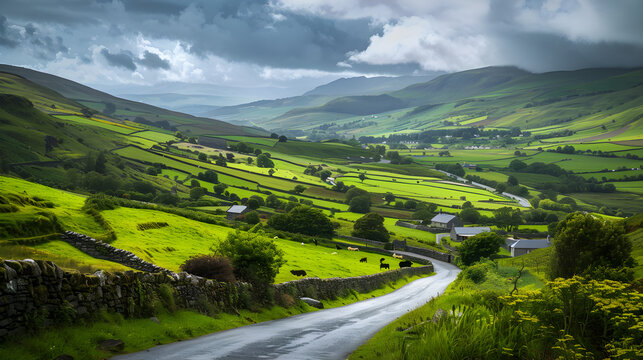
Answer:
[
  {"xmin": 274, "ymin": 264, "xmax": 434, "ymax": 300},
  {"xmin": 0, "ymin": 258, "xmax": 249, "ymax": 338},
  {"xmin": 60, "ymin": 231, "xmax": 168, "ymax": 273}
]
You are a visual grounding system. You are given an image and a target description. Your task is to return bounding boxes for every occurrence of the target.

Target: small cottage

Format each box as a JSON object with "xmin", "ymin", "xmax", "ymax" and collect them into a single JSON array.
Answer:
[
  {"xmin": 450, "ymin": 226, "xmax": 491, "ymax": 242},
  {"xmin": 510, "ymin": 238, "xmax": 551, "ymax": 257},
  {"xmin": 430, "ymin": 213, "xmax": 462, "ymax": 229},
  {"xmin": 226, "ymin": 205, "xmax": 249, "ymax": 220}
]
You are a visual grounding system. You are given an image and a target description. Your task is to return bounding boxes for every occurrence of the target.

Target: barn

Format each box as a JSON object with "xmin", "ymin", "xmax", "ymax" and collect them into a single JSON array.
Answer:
[
  {"xmin": 226, "ymin": 205, "xmax": 249, "ymax": 220},
  {"xmin": 450, "ymin": 226, "xmax": 491, "ymax": 242},
  {"xmin": 510, "ymin": 238, "xmax": 551, "ymax": 257},
  {"xmin": 430, "ymin": 213, "xmax": 462, "ymax": 229}
]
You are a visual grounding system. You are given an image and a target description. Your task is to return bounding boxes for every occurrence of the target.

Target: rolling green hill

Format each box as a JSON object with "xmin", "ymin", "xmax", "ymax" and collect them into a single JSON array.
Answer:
[
  {"xmin": 0, "ymin": 64, "xmax": 259, "ymax": 136},
  {"xmin": 248, "ymin": 66, "xmax": 642, "ymax": 140}
]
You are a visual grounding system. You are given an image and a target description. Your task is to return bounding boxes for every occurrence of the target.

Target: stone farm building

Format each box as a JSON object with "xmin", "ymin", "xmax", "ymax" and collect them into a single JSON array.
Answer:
[
  {"xmin": 510, "ymin": 238, "xmax": 551, "ymax": 257},
  {"xmin": 226, "ymin": 205, "xmax": 249, "ymax": 220},
  {"xmin": 450, "ymin": 226, "xmax": 491, "ymax": 242},
  {"xmin": 430, "ymin": 213, "xmax": 462, "ymax": 230}
]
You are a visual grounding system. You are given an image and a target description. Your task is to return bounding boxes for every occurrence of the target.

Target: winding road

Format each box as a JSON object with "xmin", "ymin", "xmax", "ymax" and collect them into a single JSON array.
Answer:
[{"xmin": 114, "ymin": 257, "xmax": 460, "ymax": 360}]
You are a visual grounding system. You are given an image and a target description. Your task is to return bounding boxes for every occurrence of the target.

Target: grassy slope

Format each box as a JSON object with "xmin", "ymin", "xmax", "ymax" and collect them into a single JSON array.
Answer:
[{"xmin": 0, "ymin": 64, "xmax": 256, "ymax": 136}]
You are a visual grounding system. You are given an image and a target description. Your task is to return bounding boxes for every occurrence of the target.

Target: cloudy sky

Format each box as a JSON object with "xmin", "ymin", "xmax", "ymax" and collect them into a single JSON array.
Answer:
[{"xmin": 1, "ymin": 0, "xmax": 642, "ymax": 103}]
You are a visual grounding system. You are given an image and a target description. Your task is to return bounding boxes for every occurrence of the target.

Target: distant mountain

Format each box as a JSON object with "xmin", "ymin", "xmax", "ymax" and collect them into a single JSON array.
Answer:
[
  {"xmin": 304, "ymin": 74, "xmax": 442, "ymax": 97},
  {"xmin": 252, "ymin": 66, "xmax": 643, "ymax": 139},
  {"xmin": 0, "ymin": 65, "xmax": 260, "ymax": 136},
  {"xmin": 207, "ymin": 74, "xmax": 443, "ymax": 126}
]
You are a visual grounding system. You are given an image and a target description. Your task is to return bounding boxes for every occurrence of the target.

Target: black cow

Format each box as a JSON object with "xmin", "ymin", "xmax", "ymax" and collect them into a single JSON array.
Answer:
[
  {"xmin": 290, "ymin": 270, "xmax": 307, "ymax": 277},
  {"xmin": 399, "ymin": 260, "xmax": 412, "ymax": 268},
  {"xmin": 314, "ymin": 239, "xmax": 318, "ymax": 246},
  {"xmin": 380, "ymin": 263, "xmax": 390, "ymax": 270},
  {"xmin": 359, "ymin": 257, "xmax": 367, "ymax": 263}
]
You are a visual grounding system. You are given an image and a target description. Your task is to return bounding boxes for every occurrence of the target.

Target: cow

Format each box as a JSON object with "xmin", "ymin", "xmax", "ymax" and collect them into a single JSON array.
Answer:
[
  {"xmin": 348, "ymin": 247, "xmax": 359, "ymax": 251},
  {"xmin": 399, "ymin": 260, "xmax": 412, "ymax": 268},
  {"xmin": 336, "ymin": 244, "xmax": 343, "ymax": 250},
  {"xmin": 359, "ymin": 257, "xmax": 367, "ymax": 263},
  {"xmin": 290, "ymin": 270, "xmax": 307, "ymax": 277},
  {"xmin": 331, "ymin": 251, "xmax": 337, "ymax": 255},
  {"xmin": 380, "ymin": 263, "xmax": 390, "ymax": 270},
  {"xmin": 392, "ymin": 253, "xmax": 403, "ymax": 259},
  {"xmin": 314, "ymin": 239, "xmax": 318, "ymax": 246}
]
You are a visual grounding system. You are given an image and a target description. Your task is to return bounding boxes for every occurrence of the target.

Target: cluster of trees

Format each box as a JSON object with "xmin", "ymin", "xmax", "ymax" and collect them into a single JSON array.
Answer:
[
  {"xmin": 548, "ymin": 145, "xmax": 641, "ymax": 160},
  {"xmin": 268, "ymin": 206, "xmax": 334, "ymax": 237},
  {"xmin": 345, "ymin": 187, "xmax": 371, "ymax": 213},
  {"xmin": 303, "ymin": 165, "xmax": 332, "ymax": 181},
  {"xmin": 352, "ymin": 212, "xmax": 389, "ymax": 242},
  {"xmin": 270, "ymin": 133, "xmax": 288, "ymax": 142},
  {"xmin": 263, "ymin": 193, "xmax": 313, "ymax": 211},
  {"xmin": 385, "ymin": 151, "xmax": 413, "ymax": 164},
  {"xmin": 358, "ymin": 127, "xmax": 527, "ymax": 145},
  {"xmin": 509, "ymin": 160, "xmax": 616, "ymax": 193},
  {"xmin": 436, "ymin": 163, "xmax": 465, "ymax": 177}
]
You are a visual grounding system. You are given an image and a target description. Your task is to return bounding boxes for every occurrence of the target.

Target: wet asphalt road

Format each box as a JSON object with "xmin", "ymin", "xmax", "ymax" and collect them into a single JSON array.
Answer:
[{"xmin": 113, "ymin": 258, "xmax": 460, "ymax": 360}]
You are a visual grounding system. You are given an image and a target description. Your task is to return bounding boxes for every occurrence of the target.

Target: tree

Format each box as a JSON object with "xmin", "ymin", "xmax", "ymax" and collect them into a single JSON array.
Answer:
[
  {"xmin": 413, "ymin": 208, "xmax": 434, "ymax": 223},
  {"xmin": 180, "ymin": 255, "xmax": 235, "ymax": 282},
  {"xmin": 213, "ymin": 183, "xmax": 227, "ymax": 195},
  {"xmin": 247, "ymin": 157, "xmax": 254, "ymax": 165},
  {"xmin": 459, "ymin": 232, "xmax": 505, "ymax": 266},
  {"xmin": 278, "ymin": 135, "xmax": 287, "ymax": 142},
  {"xmin": 95, "ymin": 152, "xmax": 107, "ymax": 174},
  {"xmin": 352, "ymin": 212, "xmax": 389, "ymax": 242},
  {"xmin": 507, "ymin": 175, "xmax": 518, "ymax": 186},
  {"xmin": 190, "ymin": 187, "xmax": 206, "ymax": 200},
  {"xmin": 215, "ymin": 156, "xmax": 227, "ymax": 167},
  {"xmin": 495, "ymin": 183, "xmax": 507, "ymax": 193},
  {"xmin": 268, "ymin": 168, "xmax": 275, "ymax": 176},
  {"xmin": 319, "ymin": 170, "xmax": 332, "ymax": 181},
  {"xmin": 265, "ymin": 194, "xmax": 282, "ymax": 209},
  {"xmin": 404, "ymin": 200, "xmax": 417, "ymax": 209},
  {"xmin": 508, "ymin": 159, "xmax": 527, "ymax": 172},
  {"xmin": 460, "ymin": 207, "xmax": 481, "ymax": 224},
  {"xmin": 198, "ymin": 153, "xmax": 207, "ymax": 161},
  {"xmin": 247, "ymin": 198, "xmax": 260, "ymax": 210},
  {"xmin": 270, "ymin": 133, "xmax": 279, "ymax": 139},
  {"xmin": 214, "ymin": 231, "xmax": 285, "ymax": 286},
  {"xmin": 293, "ymin": 184, "xmax": 306, "ymax": 194},
  {"xmin": 254, "ymin": 148, "xmax": 262, "ymax": 156},
  {"xmin": 198, "ymin": 170, "xmax": 218, "ymax": 183},
  {"xmin": 550, "ymin": 213, "xmax": 633, "ymax": 279},
  {"xmin": 345, "ymin": 187, "xmax": 369, "ymax": 204},
  {"xmin": 384, "ymin": 193, "xmax": 395, "ymax": 204},
  {"xmin": 493, "ymin": 207, "xmax": 522, "ymax": 231},
  {"xmin": 358, "ymin": 173, "xmax": 366, "ymax": 182},
  {"xmin": 245, "ymin": 210, "xmax": 260, "ymax": 225},
  {"xmin": 349, "ymin": 195, "xmax": 371, "ymax": 213},
  {"xmin": 190, "ymin": 179, "xmax": 201, "ymax": 188},
  {"xmin": 257, "ymin": 154, "xmax": 274, "ymax": 168}
]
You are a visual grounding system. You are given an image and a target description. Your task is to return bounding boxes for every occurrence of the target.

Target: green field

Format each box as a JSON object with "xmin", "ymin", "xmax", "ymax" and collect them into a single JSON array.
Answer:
[
  {"xmin": 131, "ymin": 130, "xmax": 177, "ymax": 142},
  {"xmin": 55, "ymin": 115, "xmax": 139, "ymax": 134},
  {"xmin": 217, "ymin": 135, "xmax": 279, "ymax": 146}
]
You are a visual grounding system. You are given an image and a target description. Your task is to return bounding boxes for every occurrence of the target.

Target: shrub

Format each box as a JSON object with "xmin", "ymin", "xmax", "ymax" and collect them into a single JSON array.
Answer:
[
  {"xmin": 459, "ymin": 232, "xmax": 505, "ymax": 266},
  {"xmin": 352, "ymin": 212, "xmax": 390, "ymax": 242},
  {"xmin": 179, "ymin": 254, "xmax": 236, "ymax": 282},
  {"xmin": 245, "ymin": 210, "xmax": 260, "ymax": 225},
  {"xmin": 214, "ymin": 231, "xmax": 286, "ymax": 286}
]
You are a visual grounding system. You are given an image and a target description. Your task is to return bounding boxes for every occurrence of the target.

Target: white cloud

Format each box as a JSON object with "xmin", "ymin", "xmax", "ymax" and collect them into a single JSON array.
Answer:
[{"xmin": 348, "ymin": 16, "xmax": 490, "ymax": 72}]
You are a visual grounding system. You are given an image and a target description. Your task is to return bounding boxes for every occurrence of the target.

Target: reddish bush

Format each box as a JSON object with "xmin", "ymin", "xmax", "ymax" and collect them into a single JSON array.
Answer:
[{"xmin": 180, "ymin": 255, "xmax": 236, "ymax": 282}]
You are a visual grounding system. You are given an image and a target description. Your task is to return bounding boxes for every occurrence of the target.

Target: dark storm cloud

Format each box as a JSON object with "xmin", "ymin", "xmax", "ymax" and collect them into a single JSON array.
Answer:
[
  {"xmin": 0, "ymin": 16, "xmax": 19, "ymax": 48},
  {"xmin": 137, "ymin": 51, "xmax": 170, "ymax": 70},
  {"xmin": 101, "ymin": 48, "xmax": 137, "ymax": 71},
  {"xmin": 120, "ymin": 0, "xmax": 187, "ymax": 15}
]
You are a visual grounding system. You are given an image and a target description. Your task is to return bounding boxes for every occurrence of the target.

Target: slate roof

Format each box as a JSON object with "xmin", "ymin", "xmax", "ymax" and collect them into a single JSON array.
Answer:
[
  {"xmin": 510, "ymin": 239, "xmax": 551, "ymax": 249},
  {"xmin": 431, "ymin": 213, "xmax": 457, "ymax": 224},
  {"xmin": 452, "ymin": 227, "xmax": 491, "ymax": 236},
  {"xmin": 227, "ymin": 205, "xmax": 248, "ymax": 214}
]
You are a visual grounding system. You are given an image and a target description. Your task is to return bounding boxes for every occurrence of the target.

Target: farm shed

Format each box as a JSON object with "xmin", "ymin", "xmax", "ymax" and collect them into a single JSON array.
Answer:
[
  {"xmin": 226, "ymin": 205, "xmax": 249, "ymax": 220},
  {"xmin": 430, "ymin": 213, "xmax": 462, "ymax": 229},
  {"xmin": 450, "ymin": 226, "xmax": 491, "ymax": 242},
  {"xmin": 510, "ymin": 238, "xmax": 551, "ymax": 257}
]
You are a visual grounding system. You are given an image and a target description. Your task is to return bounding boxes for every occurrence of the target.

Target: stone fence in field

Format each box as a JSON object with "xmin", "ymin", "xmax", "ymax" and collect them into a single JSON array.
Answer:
[
  {"xmin": 60, "ymin": 231, "xmax": 168, "ymax": 273},
  {"xmin": 274, "ymin": 264, "xmax": 434, "ymax": 300}
]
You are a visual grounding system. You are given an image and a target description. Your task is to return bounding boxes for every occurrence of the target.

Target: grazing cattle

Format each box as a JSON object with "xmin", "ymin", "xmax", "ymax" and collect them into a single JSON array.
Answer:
[
  {"xmin": 359, "ymin": 257, "xmax": 367, "ymax": 263},
  {"xmin": 301, "ymin": 242, "xmax": 305, "ymax": 245},
  {"xmin": 290, "ymin": 270, "xmax": 307, "ymax": 277},
  {"xmin": 314, "ymin": 239, "xmax": 318, "ymax": 246},
  {"xmin": 347, "ymin": 247, "xmax": 359, "ymax": 251},
  {"xmin": 380, "ymin": 263, "xmax": 390, "ymax": 270},
  {"xmin": 379, "ymin": 257, "xmax": 385, "ymax": 263},
  {"xmin": 399, "ymin": 260, "xmax": 412, "ymax": 268},
  {"xmin": 336, "ymin": 245, "xmax": 343, "ymax": 250},
  {"xmin": 392, "ymin": 253, "xmax": 403, "ymax": 259},
  {"xmin": 331, "ymin": 252, "xmax": 337, "ymax": 255}
]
